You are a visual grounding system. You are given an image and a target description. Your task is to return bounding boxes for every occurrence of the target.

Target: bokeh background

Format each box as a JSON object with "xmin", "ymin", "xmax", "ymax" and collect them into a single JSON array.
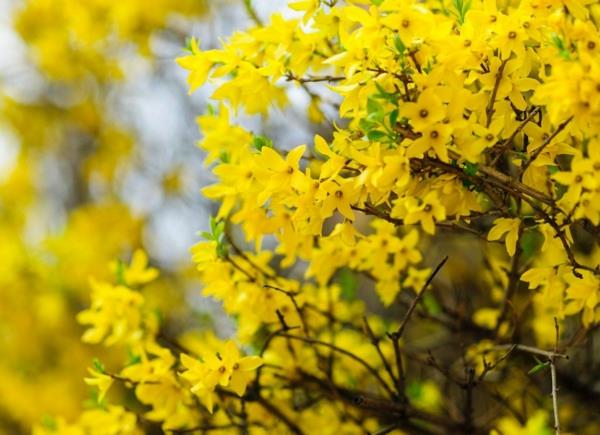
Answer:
[{"xmin": 0, "ymin": 0, "xmax": 313, "ymax": 431}]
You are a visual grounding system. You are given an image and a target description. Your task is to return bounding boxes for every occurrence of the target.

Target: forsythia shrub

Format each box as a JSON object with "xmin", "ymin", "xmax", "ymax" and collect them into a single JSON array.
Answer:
[{"xmin": 25, "ymin": 0, "xmax": 600, "ymax": 433}]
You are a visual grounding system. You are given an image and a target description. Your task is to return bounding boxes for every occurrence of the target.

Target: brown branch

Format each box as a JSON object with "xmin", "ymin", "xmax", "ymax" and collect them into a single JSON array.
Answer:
[
  {"xmin": 486, "ymin": 58, "xmax": 509, "ymax": 128},
  {"xmin": 520, "ymin": 115, "xmax": 573, "ymax": 175},
  {"xmin": 490, "ymin": 107, "xmax": 541, "ymax": 166},
  {"xmin": 285, "ymin": 72, "xmax": 345, "ymax": 84},
  {"xmin": 494, "ymin": 344, "xmax": 568, "ymax": 360},
  {"xmin": 391, "ymin": 256, "xmax": 449, "ymax": 339},
  {"xmin": 495, "ymin": 223, "xmax": 523, "ymax": 334},
  {"xmin": 362, "ymin": 316, "xmax": 400, "ymax": 397}
]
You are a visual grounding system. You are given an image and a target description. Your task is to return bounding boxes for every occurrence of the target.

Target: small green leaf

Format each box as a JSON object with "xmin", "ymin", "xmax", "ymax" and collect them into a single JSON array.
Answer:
[
  {"xmin": 528, "ymin": 358, "xmax": 550, "ymax": 375},
  {"xmin": 547, "ymin": 165, "xmax": 560, "ymax": 175},
  {"xmin": 389, "ymin": 109, "xmax": 399, "ymax": 127},
  {"xmin": 114, "ymin": 260, "xmax": 126, "ymax": 285},
  {"xmin": 359, "ymin": 118, "xmax": 375, "ymax": 133},
  {"xmin": 367, "ymin": 130, "xmax": 387, "ymax": 141},
  {"xmin": 463, "ymin": 162, "xmax": 479, "ymax": 176},
  {"xmin": 127, "ymin": 349, "xmax": 142, "ymax": 366},
  {"xmin": 338, "ymin": 268, "xmax": 358, "ymax": 301},
  {"xmin": 406, "ymin": 381, "xmax": 423, "ymax": 400},
  {"xmin": 367, "ymin": 97, "xmax": 385, "ymax": 123},
  {"xmin": 520, "ymin": 228, "xmax": 543, "ymax": 259},
  {"xmin": 252, "ymin": 135, "xmax": 273, "ymax": 151},
  {"xmin": 394, "ymin": 34, "xmax": 406, "ymax": 54},
  {"xmin": 550, "ymin": 32, "xmax": 571, "ymax": 60},
  {"xmin": 184, "ymin": 37, "xmax": 195, "ymax": 53},
  {"xmin": 92, "ymin": 358, "xmax": 105, "ymax": 374},
  {"xmin": 451, "ymin": 0, "xmax": 471, "ymax": 24},
  {"xmin": 423, "ymin": 293, "xmax": 442, "ymax": 315},
  {"xmin": 374, "ymin": 82, "xmax": 400, "ymax": 103},
  {"xmin": 216, "ymin": 242, "xmax": 229, "ymax": 259}
]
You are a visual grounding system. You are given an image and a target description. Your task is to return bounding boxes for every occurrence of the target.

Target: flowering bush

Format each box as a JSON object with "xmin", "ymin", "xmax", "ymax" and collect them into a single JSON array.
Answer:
[{"xmin": 13, "ymin": 0, "xmax": 600, "ymax": 433}]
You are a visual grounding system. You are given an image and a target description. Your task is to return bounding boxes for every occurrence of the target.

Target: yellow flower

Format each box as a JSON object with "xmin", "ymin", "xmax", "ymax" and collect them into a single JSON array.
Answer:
[
  {"xmin": 84, "ymin": 367, "xmax": 113, "ymax": 402},
  {"xmin": 176, "ymin": 38, "xmax": 213, "ymax": 93},
  {"xmin": 317, "ymin": 178, "xmax": 359, "ymax": 221},
  {"xmin": 110, "ymin": 249, "xmax": 158, "ymax": 287},
  {"xmin": 314, "ymin": 134, "xmax": 345, "ymax": 180},
  {"xmin": 394, "ymin": 192, "xmax": 446, "ymax": 235},
  {"xmin": 257, "ymin": 144, "xmax": 306, "ymax": 204},
  {"xmin": 180, "ymin": 340, "xmax": 263, "ymax": 412},
  {"xmin": 400, "ymin": 88, "xmax": 446, "ymax": 132},
  {"xmin": 77, "ymin": 279, "xmax": 145, "ymax": 346},
  {"xmin": 487, "ymin": 218, "xmax": 521, "ymax": 257},
  {"xmin": 407, "ymin": 123, "xmax": 453, "ymax": 162}
]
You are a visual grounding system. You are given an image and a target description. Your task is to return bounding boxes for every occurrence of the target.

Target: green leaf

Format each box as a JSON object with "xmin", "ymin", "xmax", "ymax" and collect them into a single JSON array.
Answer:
[
  {"xmin": 550, "ymin": 32, "xmax": 571, "ymax": 60},
  {"xmin": 394, "ymin": 34, "xmax": 406, "ymax": 54},
  {"xmin": 127, "ymin": 349, "xmax": 142, "ymax": 366},
  {"xmin": 367, "ymin": 130, "xmax": 387, "ymax": 141},
  {"xmin": 520, "ymin": 228, "xmax": 543, "ymax": 259},
  {"xmin": 367, "ymin": 97, "xmax": 385, "ymax": 123},
  {"xmin": 406, "ymin": 381, "xmax": 423, "ymax": 400},
  {"xmin": 528, "ymin": 360, "xmax": 550, "ymax": 375},
  {"xmin": 114, "ymin": 260, "xmax": 126, "ymax": 286},
  {"xmin": 92, "ymin": 358, "xmax": 105, "ymax": 374},
  {"xmin": 547, "ymin": 165, "xmax": 560, "ymax": 175},
  {"xmin": 184, "ymin": 37, "xmax": 195, "ymax": 53},
  {"xmin": 153, "ymin": 308, "xmax": 164, "ymax": 327},
  {"xmin": 423, "ymin": 293, "xmax": 442, "ymax": 315},
  {"xmin": 451, "ymin": 0, "xmax": 471, "ymax": 24},
  {"xmin": 463, "ymin": 162, "xmax": 479, "ymax": 176},
  {"xmin": 423, "ymin": 59, "xmax": 434, "ymax": 74},
  {"xmin": 252, "ymin": 135, "xmax": 273, "ymax": 151},
  {"xmin": 338, "ymin": 268, "xmax": 358, "ymax": 301},
  {"xmin": 359, "ymin": 117, "xmax": 375, "ymax": 133},
  {"xmin": 371, "ymin": 0, "xmax": 384, "ymax": 5},
  {"xmin": 389, "ymin": 109, "xmax": 399, "ymax": 127},
  {"xmin": 374, "ymin": 82, "xmax": 399, "ymax": 103}
]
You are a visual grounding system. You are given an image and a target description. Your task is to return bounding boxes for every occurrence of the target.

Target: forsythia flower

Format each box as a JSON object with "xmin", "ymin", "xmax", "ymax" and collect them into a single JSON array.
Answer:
[
  {"xmin": 487, "ymin": 218, "xmax": 521, "ymax": 257},
  {"xmin": 180, "ymin": 340, "xmax": 263, "ymax": 412},
  {"xmin": 77, "ymin": 279, "xmax": 145, "ymax": 346},
  {"xmin": 84, "ymin": 365, "xmax": 114, "ymax": 402},
  {"xmin": 110, "ymin": 249, "xmax": 159, "ymax": 287},
  {"xmin": 393, "ymin": 192, "xmax": 446, "ymax": 235}
]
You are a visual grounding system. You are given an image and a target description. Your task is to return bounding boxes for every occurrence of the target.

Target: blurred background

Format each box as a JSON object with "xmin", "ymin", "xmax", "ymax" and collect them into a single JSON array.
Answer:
[{"xmin": 0, "ymin": 0, "xmax": 315, "ymax": 431}]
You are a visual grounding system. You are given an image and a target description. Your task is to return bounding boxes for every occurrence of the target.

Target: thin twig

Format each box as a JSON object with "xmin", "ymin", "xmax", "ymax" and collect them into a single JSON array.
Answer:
[
  {"xmin": 393, "ymin": 256, "xmax": 449, "ymax": 339},
  {"xmin": 363, "ymin": 316, "xmax": 400, "ymax": 396},
  {"xmin": 242, "ymin": 0, "xmax": 263, "ymax": 26},
  {"xmin": 551, "ymin": 318, "xmax": 561, "ymax": 435},
  {"xmin": 520, "ymin": 116, "xmax": 573, "ymax": 174},
  {"xmin": 494, "ymin": 344, "xmax": 568, "ymax": 360},
  {"xmin": 550, "ymin": 361, "xmax": 560, "ymax": 435},
  {"xmin": 486, "ymin": 58, "xmax": 509, "ymax": 127},
  {"xmin": 490, "ymin": 107, "xmax": 541, "ymax": 166}
]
